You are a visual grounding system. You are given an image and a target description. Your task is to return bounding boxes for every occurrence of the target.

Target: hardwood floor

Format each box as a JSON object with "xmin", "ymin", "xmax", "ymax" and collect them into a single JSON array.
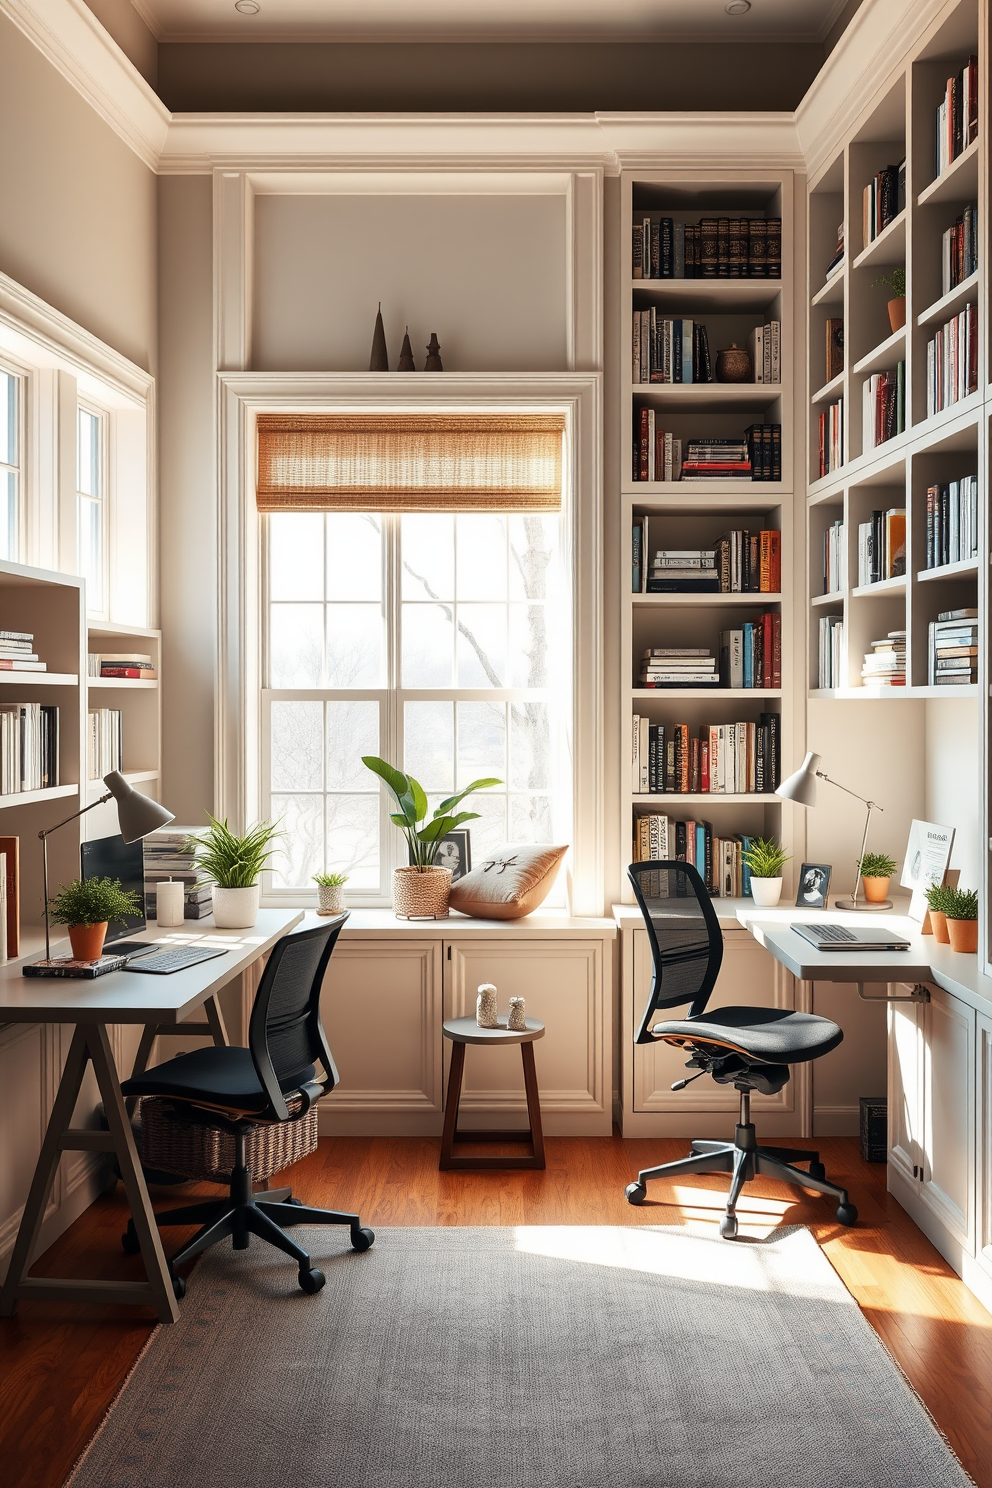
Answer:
[{"xmin": 2, "ymin": 1134, "xmax": 991, "ymax": 1488}]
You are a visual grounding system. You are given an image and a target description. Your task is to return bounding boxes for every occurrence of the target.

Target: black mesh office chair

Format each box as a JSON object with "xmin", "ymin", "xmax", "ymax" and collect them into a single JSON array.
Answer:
[
  {"xmin": 121, "ymin": 915, "xmax": 373, "ymax": 1295},
  {"xmin": 624, "ymin": 862, "xmax": 857, "ymax": 1238}
]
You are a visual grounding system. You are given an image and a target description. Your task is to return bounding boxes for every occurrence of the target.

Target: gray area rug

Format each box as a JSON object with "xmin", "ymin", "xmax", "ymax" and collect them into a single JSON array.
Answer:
[{"xmin": 69, "ymin": 1225, "xmax": 973, "ymax": 1488}]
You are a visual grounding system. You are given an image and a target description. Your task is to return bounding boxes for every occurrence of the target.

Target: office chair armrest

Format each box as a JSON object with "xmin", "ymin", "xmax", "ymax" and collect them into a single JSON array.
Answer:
[{"xmin": 294, "ymin": 1079, "xmax": 326, "ymax": 1115}]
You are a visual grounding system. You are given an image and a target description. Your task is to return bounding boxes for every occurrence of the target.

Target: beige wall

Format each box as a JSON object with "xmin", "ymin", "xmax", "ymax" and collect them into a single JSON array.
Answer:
[{"xmin": 0, "ymin": 13, "xmax": 157, "ymax": 373}]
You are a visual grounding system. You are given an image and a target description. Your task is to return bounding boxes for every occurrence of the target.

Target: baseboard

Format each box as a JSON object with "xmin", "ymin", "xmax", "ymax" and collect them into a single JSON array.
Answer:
[
  {"xmin": 888, "ymin": 1165, "xmax": 992, "ymax": 1318},
  {"xmin": 317, "ymin": 1111, "xmax": 612, "ymax": 1138},
  {"xmin": 813, "ymin": 1105, "xmax": 861, "ymax": 1137},
  {"xmin": 619, "ymin": 1112, "xmax": 810, "ymax": 1139},
  {"xmin": 0, "ymin": 1164, "xmax": 106, "ymax": 1283}
]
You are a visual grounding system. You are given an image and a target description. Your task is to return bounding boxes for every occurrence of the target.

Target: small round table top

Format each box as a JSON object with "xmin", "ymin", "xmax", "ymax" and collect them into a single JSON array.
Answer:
[{"xmin": 443, "ymin": 1015, "xmax": 545, "ymax": 1046}]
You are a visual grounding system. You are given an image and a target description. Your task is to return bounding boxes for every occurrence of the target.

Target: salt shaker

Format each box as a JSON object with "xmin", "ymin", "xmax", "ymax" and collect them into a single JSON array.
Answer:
[
  {"xmin": 507, "ymin": 996, "xmax": 527, "ymax": 1031},
  {"xmin": 476, "ymin": 983, "xmax": 498, "ymax": 1028}
]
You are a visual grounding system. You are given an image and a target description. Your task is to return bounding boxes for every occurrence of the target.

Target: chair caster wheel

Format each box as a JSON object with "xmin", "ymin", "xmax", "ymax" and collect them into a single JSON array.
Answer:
[
  {"xmin": 286, "ymin": 1196, "xmax": 304, "ymax": 1207},
  {"xmin": 351, "ymin": 1226, "xmax": 375, "ymax": 1252},
  {"xmin": 171, "ymin": 1274, "xmax": 186, "ymax": 1300},
  {"xmin": 808, "ymin": 1161, "xmax": 826, "ymax": 1182},
  {"xmin": 625, "ymin": 1182, "xmax": 647, "ymax": 1206},
  {"xmin": 835, "ymin": 1202, "xmax": 858, "ymax": 1227},
  {"xmin": 719, "ymin": 1214, "xmax": 738, "ymax": 1239},
  {"xmin": 299, "ymin": 1267, "xmax": 325, "ymax": 1294},
  {"xmin": 121, "ymin": 1226, "xmax": 141, "ymax": 1256}
]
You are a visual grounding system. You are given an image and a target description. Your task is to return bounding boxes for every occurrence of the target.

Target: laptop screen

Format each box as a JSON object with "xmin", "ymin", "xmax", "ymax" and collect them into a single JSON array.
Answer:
[{"xmin": 80, "ymin": 834, "xmax": 146, "ymax": 944}]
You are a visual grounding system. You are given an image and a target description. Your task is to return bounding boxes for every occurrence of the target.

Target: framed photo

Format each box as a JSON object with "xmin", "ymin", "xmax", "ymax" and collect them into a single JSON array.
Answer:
[
  {"xmin": 429, "ymin": 830, "xmax": 472, "ymax": 883},
  {"xmin": 796, "ymin": 863, "xmax": 831, "ymax": 909}
]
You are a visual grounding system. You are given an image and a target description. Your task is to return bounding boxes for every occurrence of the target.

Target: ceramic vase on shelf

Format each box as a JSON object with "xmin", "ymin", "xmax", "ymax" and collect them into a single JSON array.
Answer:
[
  {"xmin": 68, "ymin": 921, "xmax": 108, "ymax": 961},
  {"xmin": 212, "ymin": 885, "xmax": 260, "ymax": 929},
  {"xmin": 393, "ymin": 866, "xmax": 451, "ymax": 920},
  {"xmin": 887, "ymin": 298, "xmax": 906, "ymax": 332},
  {"xmin": 860, "ymin": 875, "xmax": 891, "ymax": 904},
  {"xmin": 749, "ymin": 877, "xmax": 783, "ymax": 908},
  {"xmin": 946, "ymin": 916, "xmax": 978, "ymax": 953},
  {"xmin": 715, "ymin": 343, "xmax": 751, "ymax": 382}
]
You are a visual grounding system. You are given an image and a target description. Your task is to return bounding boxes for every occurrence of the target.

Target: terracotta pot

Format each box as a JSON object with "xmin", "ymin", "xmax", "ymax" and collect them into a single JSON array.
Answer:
[
  {"xmin": 929, "ymin": 909, "xmax": 949, "ymax": 944},
  {"xmin": 393, "ymin": 865, "xmax": 451, "ymax": 920},
  {"xmin": 887, "ymin": 297, "xmax": 906, "ymax": 332},
  {"xmin": 68, "ymin": 921, "xmax": 108, "ymax": 961},
  {"xmin": 317, "ymin": 883, "xmax": 346, "ymax": 915},
  {"xmin": 861, "ymin": 875, "xmax": 891, "ymax": 904},
  {"xmin": 946, "ymin": 916, "xmax": 978, "ymax": 953},
  {"xmin": 749, "ymin": 877, "xmax": 783, "ymax": 907},
  {"xmin": 211, "ymin": 885, "xmax": 260, "ymax": 928}
]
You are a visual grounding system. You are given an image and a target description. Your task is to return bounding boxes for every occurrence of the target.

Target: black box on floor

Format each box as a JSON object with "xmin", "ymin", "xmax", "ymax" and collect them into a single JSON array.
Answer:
[{"xmin": 859, "ymin": 1095, "xmax": 887, "ymax": 1162}]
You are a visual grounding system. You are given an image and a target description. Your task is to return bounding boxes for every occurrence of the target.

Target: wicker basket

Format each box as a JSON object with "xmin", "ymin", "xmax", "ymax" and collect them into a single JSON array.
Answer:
[
  {"xmin": 140, "ymin": 1098, "xmax": 319, "ymax": 1184},
  {"xmin": 392, "ymin": 865, "xmax": 451, "ymax": 919}
]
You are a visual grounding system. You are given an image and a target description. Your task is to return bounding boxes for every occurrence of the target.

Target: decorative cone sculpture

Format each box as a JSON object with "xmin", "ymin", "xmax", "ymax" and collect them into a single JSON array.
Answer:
[
  {"xmin": 397, "ymin": 328, "xmax": 416, "ymax": 371},
  {"xmin": 424, "ymin": 333, "xmax": 443, "ymax": 371},
  {"xmin": 369, "ymin": 304, "xmax": 389, "ymax": 371}
]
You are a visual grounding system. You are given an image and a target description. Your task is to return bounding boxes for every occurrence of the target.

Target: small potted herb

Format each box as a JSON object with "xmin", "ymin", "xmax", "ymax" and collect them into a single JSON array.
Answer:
[
  {"xmin": 924, "ymin": 883, "xmax": 951, "ymax": 944},
  {"xmin": 942, "ymin": 886, "xmax": 978, "ymax": 954},
  {"xmin": 47, "ymin": 877, "xmax": 142, "ymax": 961},
  {"xmin": 742, "ymin": 837, "xmax": 791, "ymax": 907},
  {"xmin": 188, "ymin": 814, "xmax": 281, "ymax": 928},
  {"xmin": 313, "ymin": 871, "xmax": 348, "ymax": 915},
  {"xmin": 872, "ymin": 267, "xmax": 906, "ymax": 332},
  {"xmin": 859, "ymin": 850, "xmax": 897, "ymax": 904}
]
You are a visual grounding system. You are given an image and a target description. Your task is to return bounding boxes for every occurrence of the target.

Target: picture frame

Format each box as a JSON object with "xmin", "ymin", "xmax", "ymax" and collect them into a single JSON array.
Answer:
[
  {"xmin": 411, "ymin": 829, "xmax": 472, "ymax": 883},
  {"xmin": 796, "ymin": 863, "xmax": 831, "ymax": 909}
]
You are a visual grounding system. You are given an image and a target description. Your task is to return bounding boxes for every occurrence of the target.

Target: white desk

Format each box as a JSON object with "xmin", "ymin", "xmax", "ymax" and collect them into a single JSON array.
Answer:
[{"xmin": 0, "ymin": 908, "xmax": 303, "ymax": 1324}]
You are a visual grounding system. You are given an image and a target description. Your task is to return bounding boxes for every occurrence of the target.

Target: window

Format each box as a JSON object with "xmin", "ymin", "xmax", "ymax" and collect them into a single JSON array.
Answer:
[
  {"xmin": 0, "ymin": 366, "xmax": 22, "ymax": 560},
  {"xmin": 77, "ymin": 405, "xmax": 106, "ymax": 613},
  {"xmin": 263, "ymin": 510, "xmax": 570, "ymax": 898}
]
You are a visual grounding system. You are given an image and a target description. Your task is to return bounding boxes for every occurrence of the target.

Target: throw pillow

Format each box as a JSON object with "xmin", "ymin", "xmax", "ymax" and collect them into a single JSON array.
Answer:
[{"xmin": 448, "ymin": 844, "xmax": 568, "ymax": 920}]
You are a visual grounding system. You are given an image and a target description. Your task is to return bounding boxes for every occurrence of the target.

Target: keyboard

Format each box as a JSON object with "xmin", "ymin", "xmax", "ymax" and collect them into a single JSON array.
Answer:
[
  {"xmin": 807, "ymin": 923, "xmax": 857, "ymax": 943},
  {"xmin": 125, "ymin": 945, "xmax": 231, "ymax": 975}
]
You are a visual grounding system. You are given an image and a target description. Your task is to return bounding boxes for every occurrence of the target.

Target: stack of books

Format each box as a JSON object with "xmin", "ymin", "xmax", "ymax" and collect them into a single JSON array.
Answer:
[
  {"xmin": 713, "ymin": 530, "xmax": 780, "ymax": 592},
  {"xmin": 925, "ymin": 477, "xmax": 979, "ymax": 568},
  {"xmin": 862, "ymin": 363, "xmax": 905, "ymax": 451},
  {"xmin": 88, "ymin": 652, "xmax": 158, "ymax": 681},
  {"xmin": 928, "ymin": 609, "xmax": 978, "ymax": 686},
  {"xmin": 862, "ymin": 161, "xmax": 906, "ymax": 248},
  {"xmin": 0, "ymin": 703, "xmax": 59, "ymax": 793},
  {"xmin": 861, "ymin": 631, "xmax": 906, "ymax": 688},
  {"xmin": 87, "ymin": 708, "xmax": 122, "ymax": 779},
  {"xmin": 638, "ymin": 648, "xmax": 719, "ymax": 688},
  {"xmin": 818, "ymin": 615, "xmax": 844, "ymax": 689},
  {"xmin": 632, "ymin": 216, "xmax": 781, "ymax": 279},
  {"xmin": 942, "ymin": 206, "xmax": 978, "ymax": 295},
  {"xmin": 0, "ymin": 630, "xmax": 46, "ymax": 673},
  {"xmin": 632, "ymin": 410, "xmax": 683, "ymax": 482},
  {"xmin": 680, "ymin": 438, "xmax": 750, "ymax": 480},
  {"xmin": 822, "ymin": 518, "xmax": 844, "ymax": 594},
  {"xmin": 934, "ymin": 55, "xmax": 978, "ymax": 177},
  {"xmin": 857, "ymin": 508, "xmax": 905, "ymax": 586},
  {"xmin": 824, "ymin": 223, "xmax": 844, "ymax": 282},
  {"xmin": 631, "ymin": 713, "xmax": 780, "ymax": 795},
  {"xmin": 645, "ymin": 550, "xmax": 718, "ymax": 594},
  {"xmin": 743, "ymin": 424, "xmax": 782, "ymax": 482},
  {"xmin": 818, "ymin": 398, "xmax": 844, "ymax": 477},
  {"xmin": 631, "ymin": 818, "xmax": 758, "ymax": 899},
  {"xmin": 719, "ymin": 616, "xmax": 782, "ymax": 689},
  {"xmin": 631, "ymin": 313, "xmax": 712, "ymax": 383},
  {"xmin": 143, "ymin": 826, "xmax": 212, "ymax": 920},
  {"xmin": 746, "ymin": 321, "xmax": 782, "ymax": 383},
  {"xmin": 926, "ymin": 303, "xmax": 978, "ymax": 417}
]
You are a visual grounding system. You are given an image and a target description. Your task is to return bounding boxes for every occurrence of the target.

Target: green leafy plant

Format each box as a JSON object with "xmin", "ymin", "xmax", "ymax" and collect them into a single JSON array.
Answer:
[
  {"xmin": 47, "ymin": 876, "xmax": 141, "ymax": 926},
  {"xmin": 942, "ymin": 886, "xmax": 978, "ymax": 921},
  {"xmin": 924, "ymin": 883, "xmax": 952, "ymax": 913},
  {"xmin": 741, "ymin": 837, "xmax": 790, "ymax": 879},
  {"xmin": 871, "ymin": 267, "xmax": 906, "ymax": 297},
  {"xmin": 313, "ymin": 871, "xmax": 348, "ymax": 887},
  {"xmin": 859, "ymin": 851, "xmax": 897, "ymax": 878},
  {"xmin": 188, "ymin": 814, "xmax": 281, "ymax": 889},
  {"xmin": 362, "ymin": 756, "xmax": 501, "ymax": 869}
]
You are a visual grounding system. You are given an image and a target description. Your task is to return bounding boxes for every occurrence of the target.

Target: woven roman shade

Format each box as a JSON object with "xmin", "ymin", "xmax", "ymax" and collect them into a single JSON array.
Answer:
[{"xmin": 255, "ymin": 413, "xmax": 565, "ymax": 513}]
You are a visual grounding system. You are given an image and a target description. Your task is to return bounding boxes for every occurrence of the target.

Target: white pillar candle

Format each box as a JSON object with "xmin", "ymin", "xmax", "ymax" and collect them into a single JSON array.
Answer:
[{"xmin": 156, "ymin": 879, "xmax": 184, "ymax": 928}]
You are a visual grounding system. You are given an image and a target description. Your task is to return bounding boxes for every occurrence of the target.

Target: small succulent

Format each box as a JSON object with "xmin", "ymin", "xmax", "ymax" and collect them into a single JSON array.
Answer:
[
  {"xmin": 859, "ymin": 851, "xmax": 897, "ymax": 878},
  {"xmin": 313, "ymin": 872, "xmax": 348, "ymax": 887},
  {"xmin": 871, "ymin": 267, "xmax": 905, "ymax": 297},
  {"xmin": 924, "ymin": 883, "xmax": 951, "ymax": 913},
  {"xmin": 942, "ymin": 886, "xmax": 978, "ymax": 921},
  {"xmin": 742, "ymin": 836, "xmax": 790, "ymax": 879}
]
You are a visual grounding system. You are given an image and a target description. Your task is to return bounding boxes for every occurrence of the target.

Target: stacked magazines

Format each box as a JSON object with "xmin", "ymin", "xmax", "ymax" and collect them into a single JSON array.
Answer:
[
  {"xmin": 631, "ymin": 713, "xmax": 780, "ymax": 794},
  {"xmin": 928, "ymin": 608, "xmax": 978, "ymax": 686},
  {"xmin": 645, "ymin": 550, "xmax": 718, "ymax": 594},
  {"xmin": 0, "ymin": 703, "xmax": 59, "ymax": 794},
  {"xmin": 639, "ymin": 648, "xmax": 719, "ymax": 688},
  {"xmin": 0, "ymin": 629, "xmax": 47, "ymax": 672},
  {"xmin": 143, "ymin": 826, "xmax": 212, "ymax": 920},
  {"xmin": 632, "ymin": 816, "xmax": 760, "ymax": 898},
  {"xmin": 680, "ymin": 438, "xmax": 750, "ymax": 480},
  {"xmin": 861, "ymin": 631, "xmax": 906, "ymax": 687}
]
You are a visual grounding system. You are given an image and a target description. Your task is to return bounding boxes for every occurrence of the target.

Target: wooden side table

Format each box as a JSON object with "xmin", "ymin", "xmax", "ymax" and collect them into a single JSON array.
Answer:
[{"xmin": 440, "ymin": 1015, "xmax": 546, "ymax": 1170}]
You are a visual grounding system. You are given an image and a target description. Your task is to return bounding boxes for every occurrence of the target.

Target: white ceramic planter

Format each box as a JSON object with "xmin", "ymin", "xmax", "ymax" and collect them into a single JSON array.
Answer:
[
  {"xmin": 317, "ymin": 884, "xmax": 346, "ymax": 915},
  {"xmin": 212, "ymin": 884, "xmax": 261, "ymax": 928},
  {"xmin": 749, "ymin": 876, "xmax": 783, "ymax": 907}
]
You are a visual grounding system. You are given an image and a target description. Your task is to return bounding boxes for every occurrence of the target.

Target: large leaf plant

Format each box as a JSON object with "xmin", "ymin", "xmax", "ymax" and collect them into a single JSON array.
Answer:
[{"xmin": 362, "ymin": 756, "xmax": 500, "ymax": 870}]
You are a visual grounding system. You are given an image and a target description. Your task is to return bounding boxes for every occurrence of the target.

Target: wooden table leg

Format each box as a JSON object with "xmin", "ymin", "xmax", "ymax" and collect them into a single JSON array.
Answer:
[
  {"xmin": 520, "ymin": 1041, "xmax": 546, "ymax": 1169},
  {"xmin": 203, "ymin": 992, "xmax": 229, "ymax": 1047},
  {"xmin": 439, "ymin": 1040, "xmax": 466, "ymax": 1170}
]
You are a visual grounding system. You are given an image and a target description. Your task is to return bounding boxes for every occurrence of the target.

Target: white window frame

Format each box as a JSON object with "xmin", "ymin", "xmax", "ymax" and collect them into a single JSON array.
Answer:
[
  {"xmin": 0, "ymin": 357, "xmax": 27, "ymax": 563},
  {"xmin": 218, "ymin": 372, "xmax": 604, "ymax": 916},
  {"xmin": 76, "ymin": 400, "xmax": 110, "ymax": 618}
]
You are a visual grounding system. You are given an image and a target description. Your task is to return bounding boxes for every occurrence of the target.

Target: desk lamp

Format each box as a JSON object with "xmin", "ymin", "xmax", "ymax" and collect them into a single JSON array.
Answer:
[
  {"xmin": 39, "ymin": 771, "xmax": 175, "ymax": 959},
  {"xmin": 775, "ymin": 751, "xmax": 889, "ymax": 911}
]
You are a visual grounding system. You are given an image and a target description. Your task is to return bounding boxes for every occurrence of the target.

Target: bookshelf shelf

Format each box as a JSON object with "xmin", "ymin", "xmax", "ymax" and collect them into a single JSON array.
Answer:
[
  {"xmin": 631, "ymin": 793, "xmax": 777, "ymax": 806},
  {"xmin": 88, "ymin": 677, "xmax": 158, "ymax": 691},
  {"xmin": 628, "ymin": 481, "xmax": 785, "ymax": 500},
  {"xmin": 852, "ymin": 326, "xmax": 907, "ymax": 377},
  {"xmin": 916, "ymin": 557, "xmax": 980, "ymax": 582},
  {"xmin": 918, "ymin": 273, "xmax": 980, "ymax": 327},
  {"xmin": 630, "ymin": 279, "xmax": 783, "ymax": 309},
  {"xmin": 632, "ymin": 592, "xmax": 782, "ymax": 606},
  {"xmin": 812, "ymin": 371, "xmax": 845, "ymax": 405},
  {"xmin": 851, "ymin": 576, "xmax": 907, "ymax": 598},
  {"xmin": 916, "ymin": 136, "xmax": 980, "ymax": 207},
  {"xmin": 0, "ymin": 673, "xmax": 78, "ymax": 687},
  {"xmin": 812, "ymin": 591, "xmax": 845, "ymax": 607},
  {"xmin": 87, "ymin": 619, "xmax": 160, "ymax": 641},
  {"xmin": 632, "ymin": 688, "xmax": 783, "ymax": 700},
  {"xmin": 852, "ymin": 210, "xmax": 907, "ymax": 272},
  {"xmin": 811, "ymin": 274, "xmax": 844, "ymax": 308},
  {"xmin": 631, "ymin": 384, "xmax": 781, "ymax": 404},
  {"xmin": 0, "ymin": 782, "xmax": 78, "ymax": 809}
]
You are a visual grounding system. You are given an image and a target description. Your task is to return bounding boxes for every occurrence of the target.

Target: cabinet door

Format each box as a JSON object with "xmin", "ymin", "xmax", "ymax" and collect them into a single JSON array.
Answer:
[
  {"xmin": 887, "ymin": 998, "xmax": 923, "ymax": 1188},
  {"xmin": 921, "ymin": 986, "xmax": 976, "ymax": 1249},
  {"xmin": 444, "ymin": 939, "xmax": 609, "ymax": 1135},
  {"xmin": 977, "ymin": 1014, "xmax": 992, "ymax": 1286},
  {"xmin": 318, "ymin": 938, "xmax": 444, "ymax": 1133}
]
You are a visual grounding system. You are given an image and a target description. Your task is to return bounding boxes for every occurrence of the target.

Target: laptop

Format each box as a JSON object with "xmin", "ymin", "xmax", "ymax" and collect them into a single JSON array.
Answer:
[
  {"xmin": 791, "ymin": 921, "xmax": 912, "ymax": 952},
  {"xmin": 80, "ymin": 834, "xmax": 159, "ymax": 962}
]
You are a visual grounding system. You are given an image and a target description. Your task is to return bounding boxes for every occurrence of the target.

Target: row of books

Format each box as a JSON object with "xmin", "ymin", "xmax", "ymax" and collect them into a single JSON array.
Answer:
[
  {"xmin": 638, "ymin": 648, "xmax": 718, "ymax": 688},
  {"xmin": 632, "ymin": 419, "xmax": 781, "ymax": 482},
  {"xmin": 0, "ymin": 703, "xmax": 59, "ymax": 795},
  {"xmin": 862, "ymin": 630, "xmax": 905, "ymax": 688},
  {"xmin": 857, "ymin": 509, "xmax": 905, "ymax": 587},
  {"xmin": 862, "ymin": 363, "xmax": 905, "ymax": 452},
  {"xmin": 632, "ymin": 818, "xmax": 759, "ymax": 899},
  {"xmin": 934, "ymin": 55, "xmax": 978, "ymax": 179},
  {"xmin": 928, "ymin": 610, "xmax": 978, "ymax": 687},
  {"xmin": 87, "ymin": 651, "xmax": 158, "ymax": 681},
  {"xmin": 925, "ymin": 302, "xmax": 978, "ymax": 417},
  {"xmin": 631, "ymin": 314, "xmax": 713, "ymax": 384},
  {"xmin": 861, "ymin": 161, "xmax": 906, "ymax": 249},
  {"xmin": 143, "ymin": 825, "xmax": 212, "ymax": 920},
  {"xmin": 942, "ymin": 206, "xmax": 978, "ymax": 296},
  {"xmin": 630, "ymin": 714, "xmax": 781, "ymax": 796},
  {"xmin": 634, "ymin": 532, "xmax": 781, "ymax": 594},
  {"xmin": 925, "ymin": 477, "xmax": 979, "ymax": 570},
  {"xmin": 747, "ymin": 322, "xmax": 782, "ymax": 384},
  {"xmin": 87, "ymin": 707, "xmax": 123, "ymax": 781},
  {"xmin": 824, "ymin": 317, "xmax": 843, "ymax": 385},
  {"xmin": 822, "ymin": 517, "xmax": 844, "ymax": 595},
  {"xmin": 721, "ymin": 617, "xmax": 782, "ymax": 689},
  {"xmin": 633, "ymin": 414, "xmax": 683, "ymax": 482},
  {"xmin": 818, "ymin": 615, "xmax": 844, "ymax": 690},
  {"xmin": 818, "ymin": 399, "xmax": 844, "ymax": 478},
  {"xmin": 631, "ymin": 217, "xmax": 782, "ymax": 279},
  {"xmin": 0, "ymin": 629, "xmax": 47, "ymax": 673}
]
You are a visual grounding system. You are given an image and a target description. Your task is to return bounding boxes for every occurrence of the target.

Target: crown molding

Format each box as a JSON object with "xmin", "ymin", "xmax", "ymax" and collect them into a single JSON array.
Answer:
[
  {"xmin": 0, "ymin": 269, "xmax": 153, "ymax": 399},
  {"xmin": 601, "ymin": 112, "xmax": 803, "ymax": 169}
]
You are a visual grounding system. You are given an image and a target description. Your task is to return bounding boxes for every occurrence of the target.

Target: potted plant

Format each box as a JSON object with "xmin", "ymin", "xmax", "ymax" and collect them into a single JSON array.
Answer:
[
  {"xmin": 924, "ymin": 883, "xmax": 951, "ymax": 944},
  {"xmin": 871, "ymin": 267, "xmax": 906, "ymax": 332},
  {"xmin": 313, "ymin": 871, "xmax": 348, "ymax": 915},
  {"xmin": 858, "ymin": 850, "xmax": 897, "ymax": 904},
  {"xmin": 362, "ymin": 756, "xmax": 500, "ymax": 919},
  {"xmin": 47, "ymin": 876, "xmax": 142, "ymax": 961},
  {"xmin": 742, "ymin": 837, "xmax": 790, "ymax": 907},
  {"xmin": 942, "ymin": 886, "xmax": 979, "ymax": 953},
  {"xmin": 188, "ymin": 814, "xmax": 281, "ymax": 929}
]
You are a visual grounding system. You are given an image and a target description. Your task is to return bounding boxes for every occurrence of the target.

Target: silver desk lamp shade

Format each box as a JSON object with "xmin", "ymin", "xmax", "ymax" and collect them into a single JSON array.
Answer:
[
  {"xmin": 775, "ymin": 751, "xmax": 821, "ymax": 808},
  {"xmin": 102, "ymin": 770, "xmax": 175, "ymax": 842}
]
